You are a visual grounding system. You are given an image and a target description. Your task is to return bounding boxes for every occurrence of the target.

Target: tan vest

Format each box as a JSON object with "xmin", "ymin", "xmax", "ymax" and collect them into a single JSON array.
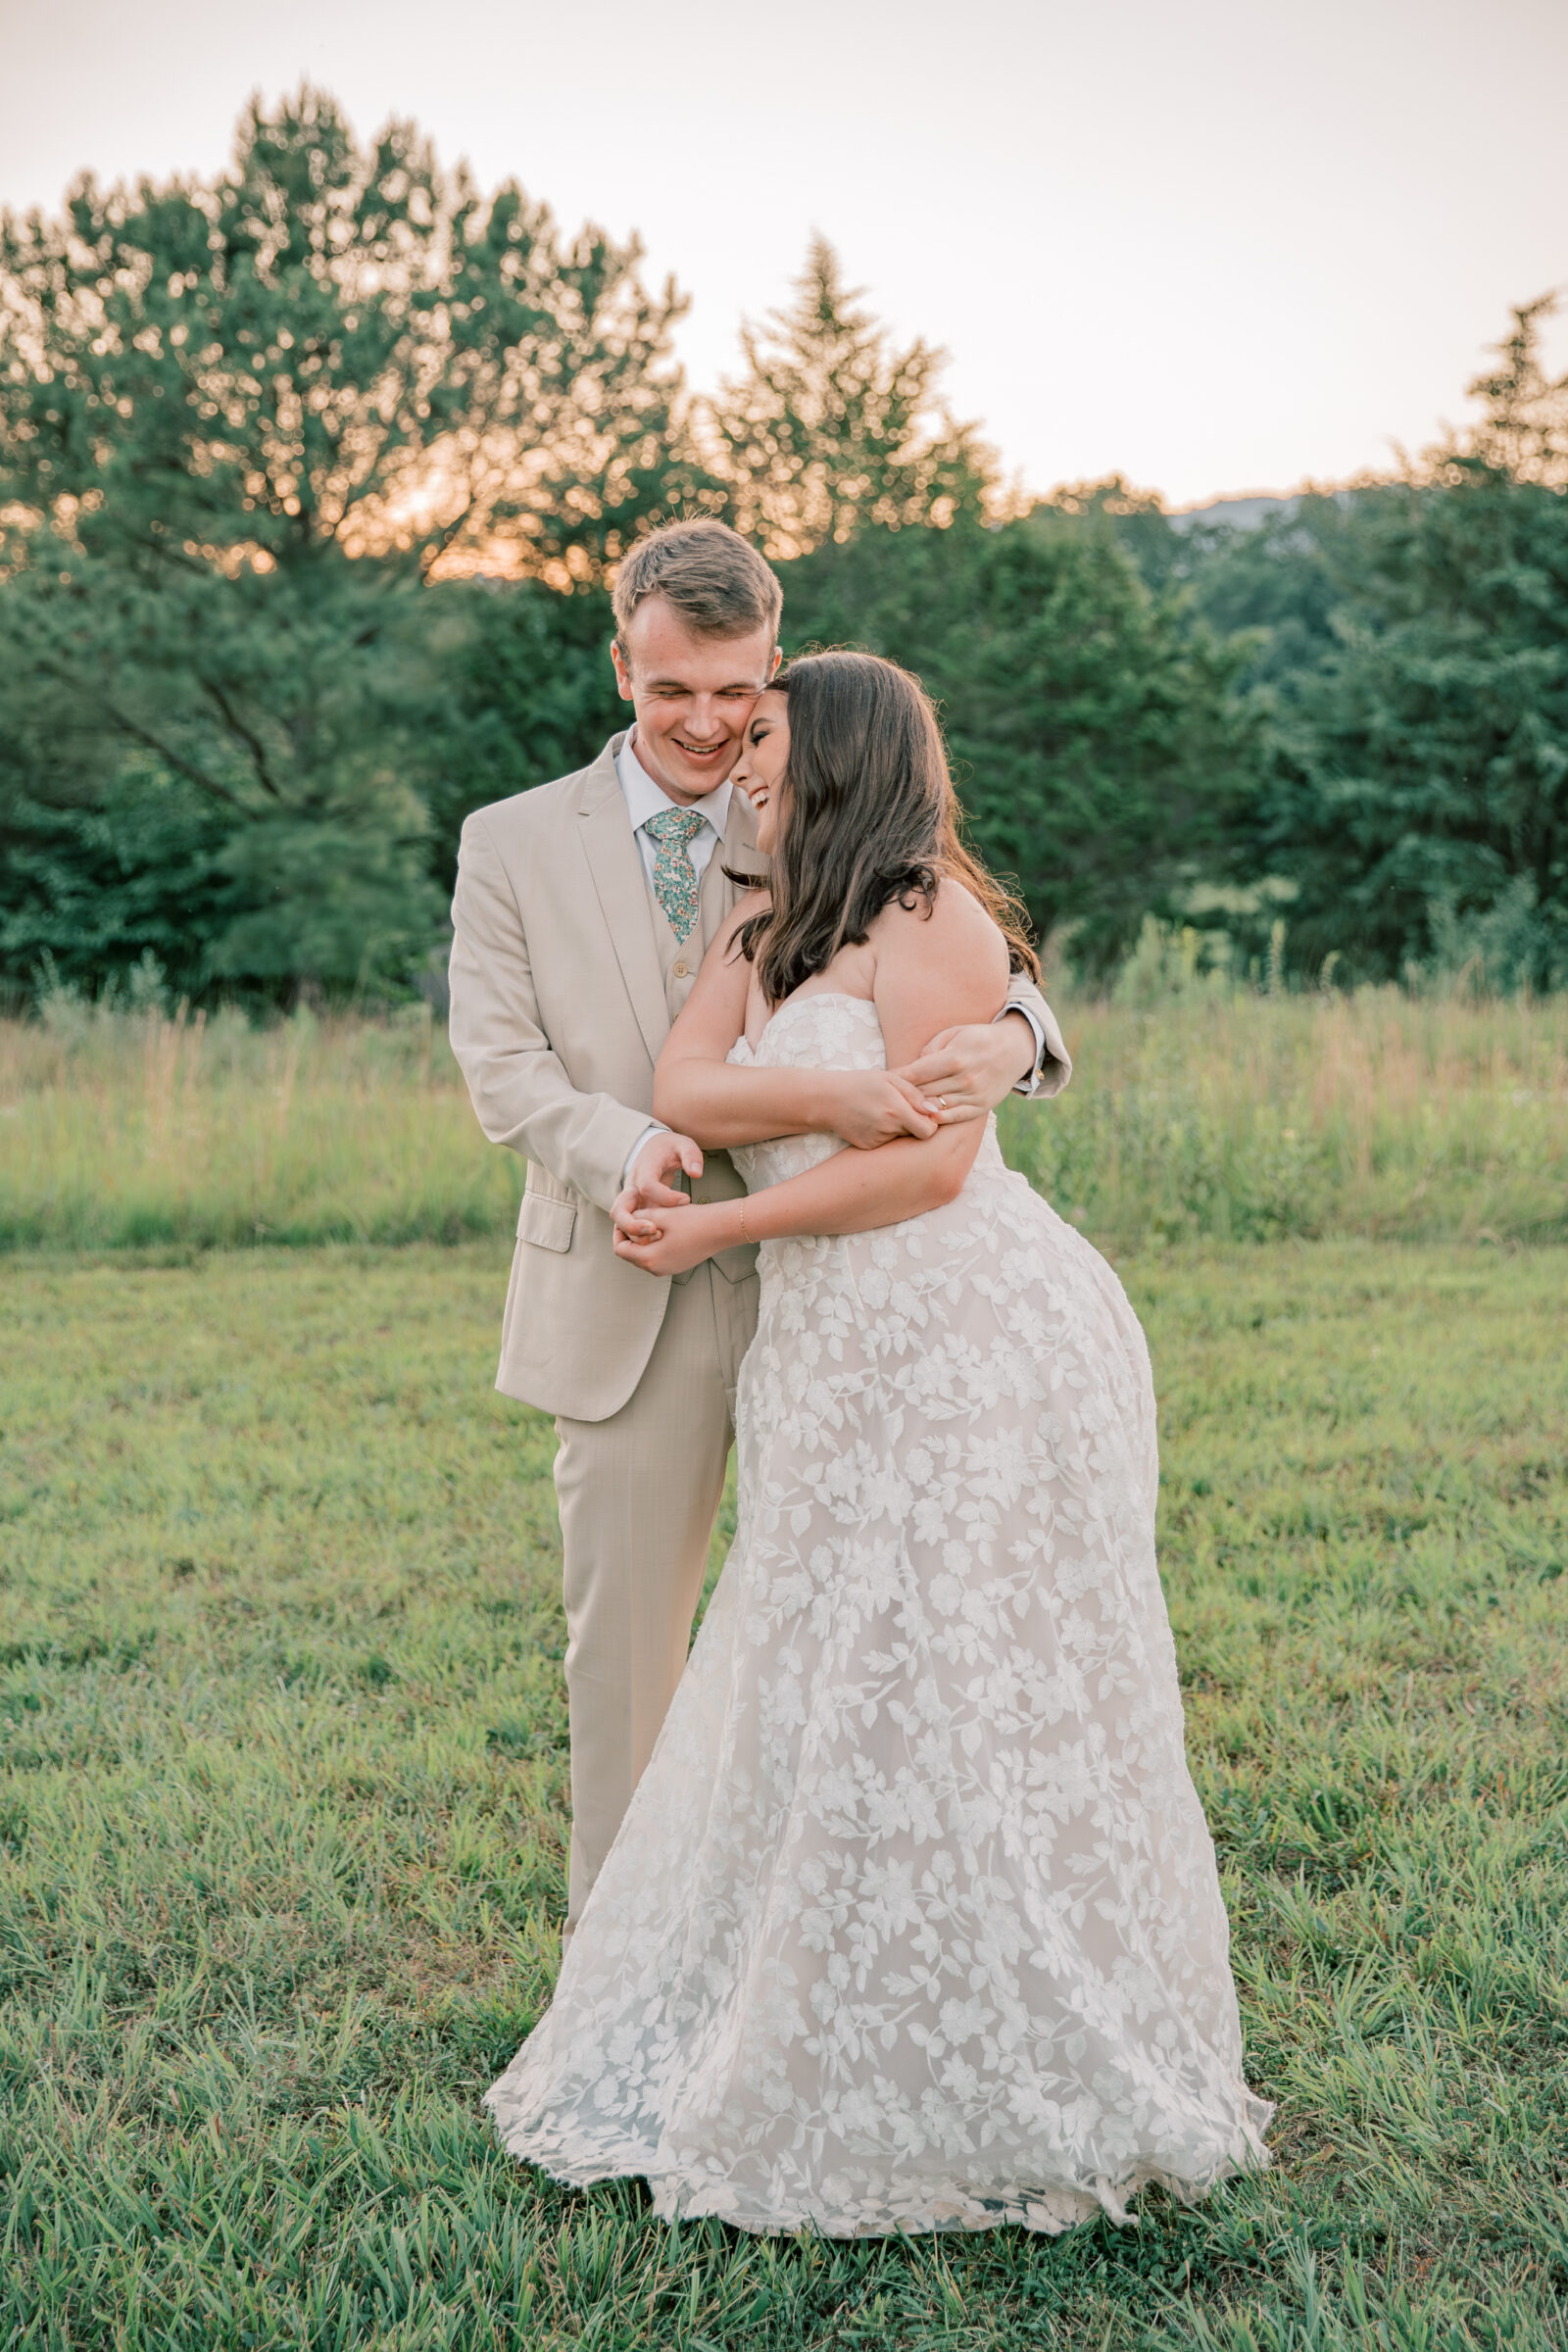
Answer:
[{"xmin": 650, "ymin": 887, "xmax": 703, "ymax": 1020}]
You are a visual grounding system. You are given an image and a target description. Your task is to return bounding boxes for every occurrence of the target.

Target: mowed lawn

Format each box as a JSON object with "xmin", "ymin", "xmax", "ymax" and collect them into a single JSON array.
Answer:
[{"xmin": 3, "ymin": 1241, "xmax": 1568, "ymax": 2349}]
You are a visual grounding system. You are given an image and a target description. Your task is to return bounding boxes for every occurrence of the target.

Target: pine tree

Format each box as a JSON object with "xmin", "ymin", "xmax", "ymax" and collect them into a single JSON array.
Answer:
[
  {"xmin": 705, "ymin": 238, "xmax": 994, "ymax": 558},
  {"xmin": 1451, "ymin": 292, "xmax": 1568, "ymax": 490}
]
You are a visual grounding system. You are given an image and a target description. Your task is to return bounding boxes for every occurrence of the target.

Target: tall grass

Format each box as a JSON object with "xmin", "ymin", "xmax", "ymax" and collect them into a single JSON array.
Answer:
[
  {"xmin": 1003, "ymin": 986, "xmax": 1568, "ymax": 1248},
  {"xmin": 2, "ymin": 986, "xmax": 1566, "ymax": 1252},
  {"xmin": 0, "ymin": 1000, "xmax": 514, "ymax": 1250}
]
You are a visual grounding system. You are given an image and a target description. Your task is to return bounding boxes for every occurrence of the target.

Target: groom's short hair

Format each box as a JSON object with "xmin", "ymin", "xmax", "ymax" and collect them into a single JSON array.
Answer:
[{"xmin": 612, "ymin": 519, "xmax": 781, "ymax": 648}]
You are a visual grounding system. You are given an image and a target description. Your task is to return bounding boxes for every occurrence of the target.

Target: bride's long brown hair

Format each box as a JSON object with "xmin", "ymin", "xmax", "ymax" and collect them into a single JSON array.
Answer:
[{"xmin": 732, "ymin": 649, "xmax": 1039, "ymax": 1004}]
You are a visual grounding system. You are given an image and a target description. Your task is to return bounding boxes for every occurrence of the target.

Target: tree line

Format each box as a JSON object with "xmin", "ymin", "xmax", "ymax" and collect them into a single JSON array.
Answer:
[{"xmin": 1, "ymin": 87, "xmax": 1565, "ymax": 1005}]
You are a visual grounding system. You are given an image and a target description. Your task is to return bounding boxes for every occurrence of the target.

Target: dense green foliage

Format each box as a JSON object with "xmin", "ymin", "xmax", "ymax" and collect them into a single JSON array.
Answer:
[
  {"xmin": 1259, "ymin": 466, "xmax": 1568, "ymax": 986},
  {"xmin": 5, "ymin": 1240, "xmax": 1568, "ymax": 2345},
  {"xmin": 1093, "ymin": 306, "xmax": 1568, "ymax": 985},
  {"xmin": 2, "ymin": 86, "xmax": 1566, "ymax": 1000},
  {"xmin": 416, "ymin": 578, "xmax": 623, "ymax": 897},
  {"xmin": 1093, "ymin": 453, "xmax": 1568, "ymax": 987},
  {"xmin": 783, "ymin": 512, "xmax": 1259, "ymax": 973}
]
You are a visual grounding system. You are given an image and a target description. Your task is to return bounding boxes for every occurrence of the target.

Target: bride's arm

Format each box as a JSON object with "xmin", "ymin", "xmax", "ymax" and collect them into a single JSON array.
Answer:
[
  {"xmin": 651, "ymin": 898, "xmax": 942, "ymax": 1152},
  {"xmin": 619, "ymin": 885, "xmax": 1009, "ymax": 1272}
]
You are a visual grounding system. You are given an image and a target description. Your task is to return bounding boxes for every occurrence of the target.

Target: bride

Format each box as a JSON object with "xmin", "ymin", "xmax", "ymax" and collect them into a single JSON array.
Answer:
[{"xmin": 484, "ymin": 650, "xmax": 1272, "ymax": 2235}]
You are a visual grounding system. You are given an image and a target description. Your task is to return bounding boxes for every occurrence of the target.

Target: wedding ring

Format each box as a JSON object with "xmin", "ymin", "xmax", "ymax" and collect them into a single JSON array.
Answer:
[{"xmin": 936, "ymin": 1096, "xmax": 949, "ymax": 1111}]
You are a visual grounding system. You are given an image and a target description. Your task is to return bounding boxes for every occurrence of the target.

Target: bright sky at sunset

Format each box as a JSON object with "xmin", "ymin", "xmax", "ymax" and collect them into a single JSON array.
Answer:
[{"xmin": 2, "ymin": 0, "xmax": 1563, "ymax": 509}]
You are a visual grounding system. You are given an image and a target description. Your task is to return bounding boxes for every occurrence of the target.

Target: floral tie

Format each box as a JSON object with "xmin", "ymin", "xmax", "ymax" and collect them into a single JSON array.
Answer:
[{"xmin": 644, "ymin": 807, "xmax": 707, "ymax": 943}]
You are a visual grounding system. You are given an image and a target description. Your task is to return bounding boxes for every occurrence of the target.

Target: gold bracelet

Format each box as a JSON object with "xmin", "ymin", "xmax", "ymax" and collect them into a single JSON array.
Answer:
[{"xmin": 737, "ymin": 1200, "xmax": 753, "ymax": 1246}]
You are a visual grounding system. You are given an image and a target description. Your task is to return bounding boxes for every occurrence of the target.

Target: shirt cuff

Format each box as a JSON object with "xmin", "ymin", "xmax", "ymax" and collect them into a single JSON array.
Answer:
[
  {"xmin": 994, "ymin": 1003, "xmax": 1046, "ymax": 1095},
  {"xmin": 622, "ymin": 1121, "xmax": 670, "ymax": 1191}
]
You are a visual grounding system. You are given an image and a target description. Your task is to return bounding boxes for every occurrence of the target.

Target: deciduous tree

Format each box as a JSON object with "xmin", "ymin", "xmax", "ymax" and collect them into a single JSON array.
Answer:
[{"xmin": 0, "ymin": 87, "xmax": 692, "ymax": 995}]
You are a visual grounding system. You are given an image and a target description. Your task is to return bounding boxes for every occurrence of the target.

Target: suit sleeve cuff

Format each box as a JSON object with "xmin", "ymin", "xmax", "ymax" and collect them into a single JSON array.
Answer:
[
  {"xmin": 994, "ymin": 1003, "xmax": 1046, "ymax": 1095},
  {"xmin": 622, "ymin": 1121, "xmax": 670, "ymax": 1191}
]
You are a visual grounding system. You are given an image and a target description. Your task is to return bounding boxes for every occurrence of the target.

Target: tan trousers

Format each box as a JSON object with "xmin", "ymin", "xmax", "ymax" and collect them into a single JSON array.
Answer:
[{"xmin": 554, "ymin": 1260, "xmax": 759, "ymax": 1934}]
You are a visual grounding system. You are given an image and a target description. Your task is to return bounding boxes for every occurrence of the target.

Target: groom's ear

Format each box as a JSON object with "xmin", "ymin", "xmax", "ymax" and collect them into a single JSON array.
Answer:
[{"xmin": 611, "ymin": 637, "xmax": 634, "ymax": 701}]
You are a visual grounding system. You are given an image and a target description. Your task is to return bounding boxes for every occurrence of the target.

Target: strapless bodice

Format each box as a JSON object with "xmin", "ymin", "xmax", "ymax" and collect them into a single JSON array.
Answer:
[{"xmin": 726, "ymin": 990, "xmax": 1005, "ymax": 1195}]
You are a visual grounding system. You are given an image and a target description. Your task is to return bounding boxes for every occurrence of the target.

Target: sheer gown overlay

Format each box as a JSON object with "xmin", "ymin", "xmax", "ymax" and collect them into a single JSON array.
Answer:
[{"xmin": 485, "ymin": 992, "xmax": 1272, "ymax": 2234}]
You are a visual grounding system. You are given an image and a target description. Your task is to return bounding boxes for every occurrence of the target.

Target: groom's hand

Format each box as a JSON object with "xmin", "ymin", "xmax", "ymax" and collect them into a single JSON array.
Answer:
[
  {"xmin": 896, "ymin": 1014, "xmax": 1037, "ymax": 1120},
  {"xmin": 629, "ymin": 1129, "xmax": 703, "ymax": 1204},
  {"xmin": 613, "ymin": 1130, "xmax": 704, "ymax": 1245}
]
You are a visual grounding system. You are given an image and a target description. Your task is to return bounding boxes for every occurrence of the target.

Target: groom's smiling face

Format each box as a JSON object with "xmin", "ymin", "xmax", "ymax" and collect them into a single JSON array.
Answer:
[{"xmin": 612, "ymin": 594, "xmax": 779, "ymax": 806}]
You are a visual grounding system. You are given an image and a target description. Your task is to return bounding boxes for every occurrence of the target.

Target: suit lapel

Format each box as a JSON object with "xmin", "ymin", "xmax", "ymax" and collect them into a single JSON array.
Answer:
[{"xmin": 577, "ymin": 738, "xmax": 669, "ymax": 1071}]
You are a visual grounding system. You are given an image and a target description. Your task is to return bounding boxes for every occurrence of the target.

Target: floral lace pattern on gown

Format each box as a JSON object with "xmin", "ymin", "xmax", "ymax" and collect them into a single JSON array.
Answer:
[{"xmin": 486, "ymin": 991, "xmax": 1272, "ymax": 2235}]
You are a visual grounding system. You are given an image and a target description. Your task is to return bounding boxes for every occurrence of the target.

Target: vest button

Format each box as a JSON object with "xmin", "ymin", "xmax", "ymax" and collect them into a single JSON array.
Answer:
[{"xmin": 672, "ymin": 961, "xmax": 689, "ymax": 979}]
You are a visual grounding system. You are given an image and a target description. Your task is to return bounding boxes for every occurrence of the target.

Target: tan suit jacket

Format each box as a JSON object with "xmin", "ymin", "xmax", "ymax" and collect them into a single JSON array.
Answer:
[{"xmin": 448, "ymin": 733, "xmax": 1070, "ymax": 1425}]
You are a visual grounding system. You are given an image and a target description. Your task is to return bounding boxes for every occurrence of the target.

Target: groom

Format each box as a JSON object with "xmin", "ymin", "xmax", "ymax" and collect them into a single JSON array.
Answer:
[{"xmin": 448, "ymin": 519, "xmax": 1070, "ymax": 1935}]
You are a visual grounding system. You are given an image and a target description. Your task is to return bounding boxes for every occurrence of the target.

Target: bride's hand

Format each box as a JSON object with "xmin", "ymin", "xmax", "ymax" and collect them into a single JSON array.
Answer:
[
  {"xmin": 821, "ymin": 1069, "xmax": 942, "ymax": 1149},
  {"xmin": 612, "ymin": 1181, "xmax": 691, "ymax": 1247},
  {"xmin": 895, "ymin": 1017, "xmax": 1034, "ymax": 1121},
  {"xmin": 612, "ymin": 1202, "xmax": 717, "ymax": 1277}
]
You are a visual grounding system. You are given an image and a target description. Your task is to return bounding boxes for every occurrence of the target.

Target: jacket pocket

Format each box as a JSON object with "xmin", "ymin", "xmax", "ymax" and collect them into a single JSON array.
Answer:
[{"xmin": 516, "ymin": 1194, "xmax": 576, "ymax": 1253}]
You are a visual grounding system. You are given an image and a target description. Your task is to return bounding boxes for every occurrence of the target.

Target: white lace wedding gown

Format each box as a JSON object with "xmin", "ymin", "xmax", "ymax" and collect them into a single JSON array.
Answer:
[{"xmin": 486, "ymin": 993, "xmax": 1272, "ymax": 2234}]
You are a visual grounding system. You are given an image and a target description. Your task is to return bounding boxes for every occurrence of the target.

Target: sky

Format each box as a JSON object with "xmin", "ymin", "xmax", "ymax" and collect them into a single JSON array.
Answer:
[{"xmin": 2, "ymin": 0, "xmax": 1564, "ymax": 509}]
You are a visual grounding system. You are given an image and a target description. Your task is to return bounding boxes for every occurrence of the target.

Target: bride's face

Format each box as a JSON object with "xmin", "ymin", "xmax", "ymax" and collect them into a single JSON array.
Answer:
[{"xmin": 731, "ymin": 691, "xmax": 789, "ymax": 855}]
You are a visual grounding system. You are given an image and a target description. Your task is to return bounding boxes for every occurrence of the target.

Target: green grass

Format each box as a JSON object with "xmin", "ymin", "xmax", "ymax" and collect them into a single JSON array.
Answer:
[
  {"xmin": 3, "ymin": 986, "xmax": 1567, "ymax": 1251},
  {"xmin": 4, "ymin": 1239, "xmax": 1568, "ymax": 2346}
]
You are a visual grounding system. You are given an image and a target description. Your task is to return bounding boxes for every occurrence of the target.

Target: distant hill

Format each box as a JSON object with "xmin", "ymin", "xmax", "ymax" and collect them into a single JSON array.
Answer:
[{"xmin": 1168, "ymin": 493, "xmax": 1296, "ymax": 534}]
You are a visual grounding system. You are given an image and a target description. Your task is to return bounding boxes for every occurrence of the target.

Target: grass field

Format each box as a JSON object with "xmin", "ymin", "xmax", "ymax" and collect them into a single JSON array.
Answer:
[
  {"xmin": 4, "ymin": 986, "xmax": 1567, "ymax": 1252},
  {"xmin": 5, "ymin": 1238, "xmax": 1568, "ymax": 2346}
]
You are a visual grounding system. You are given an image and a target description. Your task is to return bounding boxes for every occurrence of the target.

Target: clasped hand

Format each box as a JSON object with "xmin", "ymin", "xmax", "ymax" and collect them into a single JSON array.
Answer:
[
  {"xmin": 612, "ymin": 1197, "xmax": 714, "ymax": 1276},
  {"xmin": 611, "ymin": 1130, "xmax": 713, "ymax": 1272}
]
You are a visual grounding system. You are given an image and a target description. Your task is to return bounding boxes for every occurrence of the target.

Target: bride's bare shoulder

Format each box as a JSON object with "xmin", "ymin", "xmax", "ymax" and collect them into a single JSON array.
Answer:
[{"xmin": 869, "ymin": 876, "xmax": 1008, "ymax": 987}]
